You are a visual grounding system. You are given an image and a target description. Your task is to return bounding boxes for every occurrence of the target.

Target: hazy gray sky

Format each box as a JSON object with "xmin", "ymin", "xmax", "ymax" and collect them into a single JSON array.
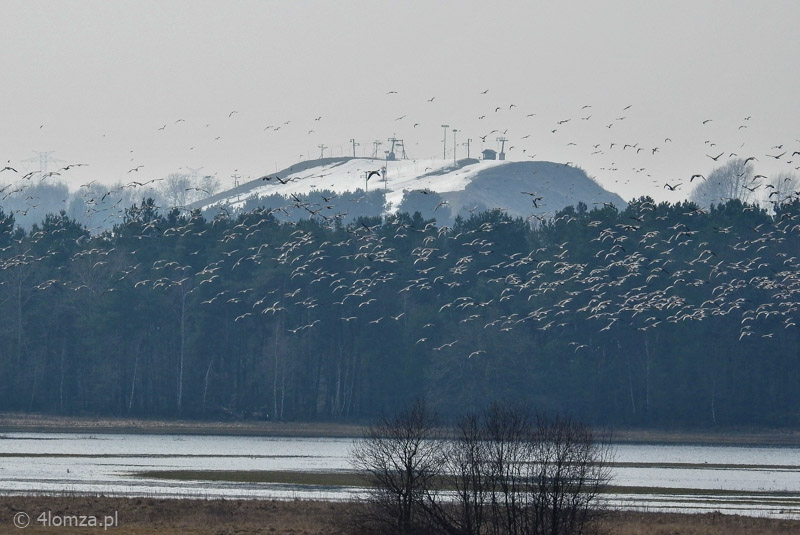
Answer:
[{"xmin": 2, "ymin": 0, "xmax": 799, "ymax": 203}]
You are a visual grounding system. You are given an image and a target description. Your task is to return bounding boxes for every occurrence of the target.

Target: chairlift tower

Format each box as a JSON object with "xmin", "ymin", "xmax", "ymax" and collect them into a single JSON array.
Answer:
[
  {"xmin": 496, "ymin": 137, "xmax": 507, "ymax": 160},
  {"xmin": 350, "ymin": 139, "xmax": 359, "ymax": 157},
  {"xmin": 318, "ymin": 144, "xmax": 328, "ymax": 159},
  {"xmin": 386, "ymin": 136, "xmax": 408, "ymax": 161},
  {"xmin": 371, "ymin": 140, "xmax": 383, "ymax": 158},
  {"xmin": 232, "ymin": 173, "xmax": 241, "ymax": 202}
]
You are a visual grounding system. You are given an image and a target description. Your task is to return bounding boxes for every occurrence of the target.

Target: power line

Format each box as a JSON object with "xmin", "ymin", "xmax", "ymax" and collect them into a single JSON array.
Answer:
[{"xmin": 22, "ymin": 151, "xmax": 64, "ymax": 179}]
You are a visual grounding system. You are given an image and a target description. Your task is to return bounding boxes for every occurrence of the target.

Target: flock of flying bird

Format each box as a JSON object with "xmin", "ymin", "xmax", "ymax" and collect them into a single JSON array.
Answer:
[
  {"xmin": 2, "ymin": 186, "xmax": 799, "ymax": 372},
  {"xmin": 3, "ymin": 90, "xmax": 800, "ymax": 364},
  {"xmin": 6, "ymin": 86, "xmax": 800, "ymax": 223}
]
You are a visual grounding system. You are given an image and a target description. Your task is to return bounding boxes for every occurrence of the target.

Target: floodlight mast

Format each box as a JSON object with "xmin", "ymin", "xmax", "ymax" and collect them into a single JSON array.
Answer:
[
  {"xmin": 441, "ymin": 124, "xmax": 449, "ymax": 159},
  {"xmin": 453, "ymin": 129, "xmax": 458, "ymax": 164}
]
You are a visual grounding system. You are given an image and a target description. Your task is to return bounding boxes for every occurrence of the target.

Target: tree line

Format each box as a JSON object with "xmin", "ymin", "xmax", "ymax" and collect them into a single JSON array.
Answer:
[{"xmin": 0, "ymin": 193, "xmax": 799, "ymax": 428}]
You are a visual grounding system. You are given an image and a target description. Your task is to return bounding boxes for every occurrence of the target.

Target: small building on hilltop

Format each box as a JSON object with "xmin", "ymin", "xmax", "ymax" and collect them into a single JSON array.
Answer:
[{"xmin": 481, "ymin": 149, "xmax": 497, "ymax": 160}]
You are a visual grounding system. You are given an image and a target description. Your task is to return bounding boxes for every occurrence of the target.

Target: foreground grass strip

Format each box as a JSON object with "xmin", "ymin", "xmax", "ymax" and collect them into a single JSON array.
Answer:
[{"xmin": 1, "ymin": 496, "xmax": 797, "ymax": 535}]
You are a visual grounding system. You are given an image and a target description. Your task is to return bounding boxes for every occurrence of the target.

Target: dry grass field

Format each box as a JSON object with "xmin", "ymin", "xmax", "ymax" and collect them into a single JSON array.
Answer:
[{"xmin": 0, "ymin": 496, "xmax": 798, "ymax": 535}]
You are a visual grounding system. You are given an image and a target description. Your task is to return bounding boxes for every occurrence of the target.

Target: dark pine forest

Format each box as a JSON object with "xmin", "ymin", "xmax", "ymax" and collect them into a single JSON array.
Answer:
[{"xmin": 1, "ymin": 194, "xmax": 799, "ymax": 428}]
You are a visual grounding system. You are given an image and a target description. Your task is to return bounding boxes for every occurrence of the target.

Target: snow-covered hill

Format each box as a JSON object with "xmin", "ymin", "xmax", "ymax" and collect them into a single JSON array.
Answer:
[{"xmin": 191, "ymin": 156, "xmax": 627, "ymax": 223}]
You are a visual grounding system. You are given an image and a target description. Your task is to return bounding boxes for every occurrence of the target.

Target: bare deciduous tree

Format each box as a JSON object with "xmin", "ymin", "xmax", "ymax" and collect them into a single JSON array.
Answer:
[
  {"xmin": 351, "ymin": 399, "xmax": 442, "ymax": 534},
  {"xmin": 199, "ymin": 174, "xmax": 221, "ymax": 197},
  {"xmin": 526, "ymin": 414, "xmax": 613, "ymax": 535},
  {"xmin": 763, "ymin": 171, "xmax": 800, "ymax": 210},
  {"xmin": 161, "ymin": 173, "xmax": 192, "ymax": 208},
  {"xmin": 351, "ymin": 401, "xmax": 613, "ymax": 535},
  {"xmin": 690, "ymin": 158, "xmax": 757, "ymax": 207}
]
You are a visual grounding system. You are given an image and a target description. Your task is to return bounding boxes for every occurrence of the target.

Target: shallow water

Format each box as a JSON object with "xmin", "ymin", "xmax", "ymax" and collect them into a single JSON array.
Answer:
[{"xmin": 1, "ymin": 433, "xmax": 798, "ymax": 519}]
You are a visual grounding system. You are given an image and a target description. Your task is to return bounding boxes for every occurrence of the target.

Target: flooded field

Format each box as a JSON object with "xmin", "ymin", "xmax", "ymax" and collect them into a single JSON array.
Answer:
[{"xmin": 1, "ymin": 433, "xmax": 798, "ymax": 519}]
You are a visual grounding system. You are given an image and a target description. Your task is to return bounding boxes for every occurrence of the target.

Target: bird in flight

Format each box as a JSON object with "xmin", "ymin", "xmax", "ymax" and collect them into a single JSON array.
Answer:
[
  {"xmin": 707, "ymin": 152, "xmax": 724, "ymax": 161},
  {"xmin": 663, "ymin": 182, "xmax": 682, "ymax": 191},
  {"xmin": 61, "ymin": 163, "xmax": 88, "ymax": 171}
]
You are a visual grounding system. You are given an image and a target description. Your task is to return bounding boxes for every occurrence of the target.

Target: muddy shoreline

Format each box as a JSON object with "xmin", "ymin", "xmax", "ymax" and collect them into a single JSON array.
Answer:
[{"xmin": 2, "ymin": 412, "xmax": 800, "ymax": 446}]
